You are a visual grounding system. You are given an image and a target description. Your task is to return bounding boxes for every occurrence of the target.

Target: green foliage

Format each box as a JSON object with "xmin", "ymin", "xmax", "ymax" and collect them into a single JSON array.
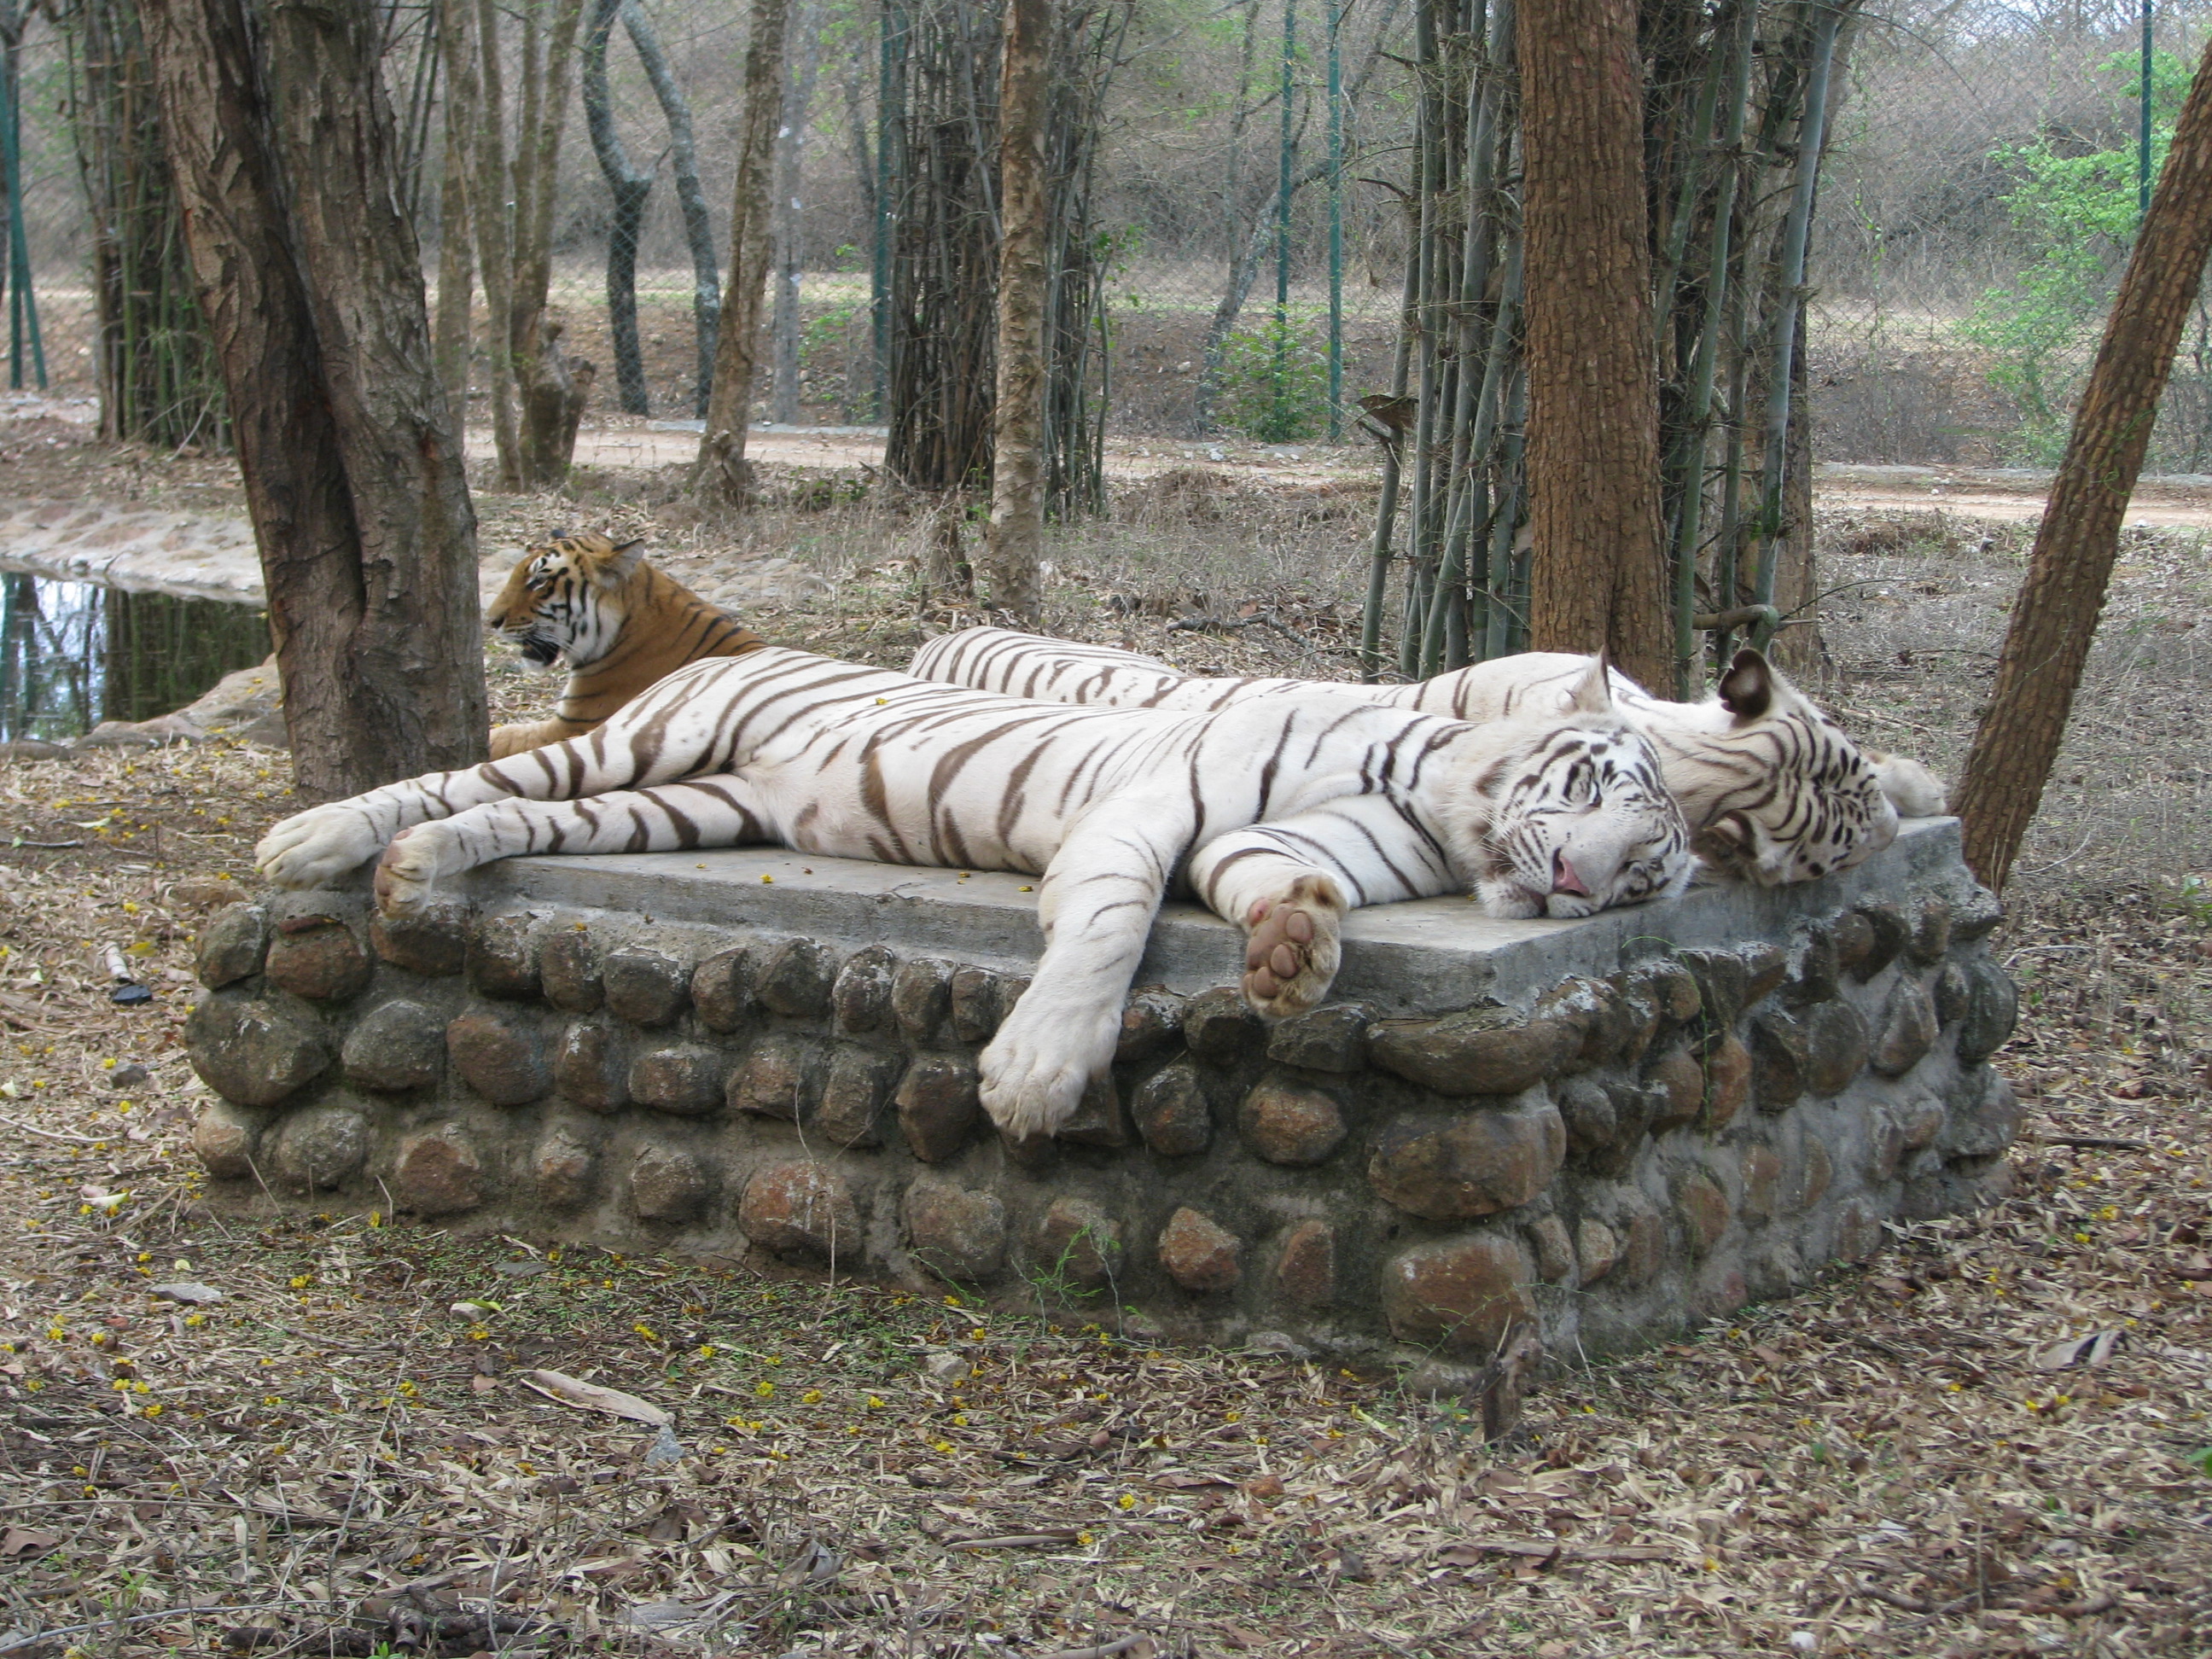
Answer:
[
  {"xmin": 1962, "ymin": 49, "xmax": 2194, "ymax": 463},
  {"xmin": 1216, "ymin": 313, "xmax": 1330, "ymax": 442}
]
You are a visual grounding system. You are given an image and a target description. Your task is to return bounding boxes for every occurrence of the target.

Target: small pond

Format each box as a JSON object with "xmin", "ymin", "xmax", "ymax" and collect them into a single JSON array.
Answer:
[{"xmin": 0, "ymin": 571, "xmax": 271, "ymax": 742}]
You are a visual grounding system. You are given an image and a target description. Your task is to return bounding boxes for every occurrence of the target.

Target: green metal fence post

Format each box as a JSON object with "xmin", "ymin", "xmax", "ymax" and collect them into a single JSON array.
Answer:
[
  {"xmin": 0, "ymin": 53, "xmax": 46, "ymax": 392},
  {"xmin": 1326, "ymin": 0, "xmax": 1343, "ymax": 439},
  {"xmin": 1273, "ymin": 0, "xmax": 1296, "ymax": 422}
]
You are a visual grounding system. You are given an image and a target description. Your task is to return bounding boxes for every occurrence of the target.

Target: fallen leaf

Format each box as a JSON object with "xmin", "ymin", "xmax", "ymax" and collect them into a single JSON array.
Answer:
[
  {"xmin": 150, "ymin": 1281, "xmax": 223, "ymax": 1306},
  {"xmin": 0, "ymin": 1527, "xmax": 57, "ymax": 1557},
  {"xmin": 2033, "ymin": 1330, "xmax": 2124, "ymax": 1371},
  {"xmin": 521, "ymin": 1368, "xmax": 672, "ymax": 1426}
]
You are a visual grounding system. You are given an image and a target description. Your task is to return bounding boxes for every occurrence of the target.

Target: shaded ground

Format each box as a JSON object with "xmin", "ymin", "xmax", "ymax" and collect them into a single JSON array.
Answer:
[{"xmin": 1, "ymin": 416, "xmax": 2209, "ymax": 1656}]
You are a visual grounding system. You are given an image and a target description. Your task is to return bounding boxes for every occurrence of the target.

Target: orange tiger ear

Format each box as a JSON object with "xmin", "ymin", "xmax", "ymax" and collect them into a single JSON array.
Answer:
[{"xmin": 591, "ymin": 538, "xmax": 648, "ymax": 585}]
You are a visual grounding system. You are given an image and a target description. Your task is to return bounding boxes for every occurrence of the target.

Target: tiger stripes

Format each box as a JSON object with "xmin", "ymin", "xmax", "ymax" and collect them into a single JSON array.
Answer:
[
  {"xmin": 485, "ymin": 532, "xmax": 765, "ymax": 759},
  {"xmin": 911, "ymin": 627, "xmax": 1944, "ymax": 888},
  {"xmin": 259, "ymin": 648, "xmax": 1690, "ymax": 1139}
]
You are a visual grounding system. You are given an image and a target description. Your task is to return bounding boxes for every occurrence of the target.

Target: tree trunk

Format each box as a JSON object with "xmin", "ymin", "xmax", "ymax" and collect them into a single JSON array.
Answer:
[
  {"xmin": 584, "ymin": 0, "xmax": 653, "ymax": 415},
  {"xmin": 1518, "ymin": 0, "xmax": 1669, "ymax": 691},
  {"xmin": 1955, "ymin": 29, "xmax": 2212, "ymax": 891},
  {"xmin": 696, "ymin": 0, "xmax": 792, "ymax": 504},
  {"xmin": 508, "ymin": 0, "xmax": 590, "ymax": 486},
  {"xmin": 141, "ymin": 0, "xmax": 486, "ymax": 800},
  {"xmin": 620, "ymin": 0, "xmax": 718, "ymax": 417},
  {"xmin": 1767, "ymin": 304, "xmax": 1824, "ymax": 678},
  {"xmin": 470, "ymin": 0, "xmax": 519, "ymax": 485},
  {"xmin": 432, "ymin": 0, "xmax": 476, "ymax": 424},
  {"xmin": 771, "ymin": 0, "xmax": 823, "ymax": 425},
  {"xmin": 981, "ymin": 0, "xmax": 1048, "ymax": 622}
]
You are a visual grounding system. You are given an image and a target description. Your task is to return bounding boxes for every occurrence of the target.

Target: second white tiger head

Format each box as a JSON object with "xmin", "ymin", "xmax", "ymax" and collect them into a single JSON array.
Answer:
[{"xmin": 1433, "ymin": 661, "xmax": 1695, "ymax": 919}]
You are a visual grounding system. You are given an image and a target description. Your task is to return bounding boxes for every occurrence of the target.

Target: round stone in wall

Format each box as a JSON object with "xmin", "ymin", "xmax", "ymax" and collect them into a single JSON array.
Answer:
[
  {"xmin": 905, "ymin": 1179, "xmax": 1008, "ymax": 1281},
  {"xmin": 190, "ymin": 1101, "xmax": 264, "ymax": 1179},
  {"xmin": 1367, "ymin": 1097, "xmax": 1565, "ymax": 1220},
  {"xmin": 186, "ymin": 989, "xmax": 333, "ymax": 1108},
  {"xmin": 1237, "ymin": 1077, "xmax": 1347, "ymax": 1166},
  {"xmin": 269, "ymin": 1103, "xmax": 369, "ymax": 1193},
  {"xmin": 393, "ymin": 1125, "xmax": 486, "ymax": 1217},
  {"xmin": 1132, "ymin": 1058, "xmax": 1212, "ymax": 1157},
  {"xmin": 341, "ymin": 999, "xmax": 445, "ymax": 1093},
  {"xmin": 265, "ymin": 917, "xmax": 371, "ymax": 1002},
  {"xmin": 741, "ymin": 1162, "xmax": 861, "ymax": 1261},
  {"xmin": 1380, "ymin": 1233, "xmax": 1534, "ymax": 1353},
  {"xmin": 632, "ymin": 1144, "xmax": 712, "ymax": 1223},
  {"xmin": 1157, "ymin": 1207, "xmax": 1241, "ymax": 1293},
  {"xmin": 446, "ymin": 1011, "xmax": 552, "ymax": 1107},
  {"xmin": 195, "ymin": 903, "xmax": 268, "ymax": 989},
  {"xmin": 1033, "ymin": 1196, "xmax": 1121, "ymax": 1288}
]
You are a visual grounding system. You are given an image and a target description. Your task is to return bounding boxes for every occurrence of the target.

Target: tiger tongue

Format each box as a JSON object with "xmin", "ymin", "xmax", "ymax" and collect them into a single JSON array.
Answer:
[{"xmin": 1551, "ymin": 852, "xmax": 1591, "ymax": 897}]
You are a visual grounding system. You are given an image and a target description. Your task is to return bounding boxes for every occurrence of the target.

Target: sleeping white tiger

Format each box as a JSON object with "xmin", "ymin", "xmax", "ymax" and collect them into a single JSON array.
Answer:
[
  {"xmin": 911, "ymin": 628, "xmax": 1947, "ymax": 888},
  {"xmin": 256, "ymin": 648, "xmax": 1691, "ymax": 1139}
]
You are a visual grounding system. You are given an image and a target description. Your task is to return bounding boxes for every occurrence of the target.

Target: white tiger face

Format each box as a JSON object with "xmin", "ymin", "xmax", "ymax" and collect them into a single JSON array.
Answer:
[{"xmin": 1437, "ymin": 664, "xmax": 1696, "ymax": 919}]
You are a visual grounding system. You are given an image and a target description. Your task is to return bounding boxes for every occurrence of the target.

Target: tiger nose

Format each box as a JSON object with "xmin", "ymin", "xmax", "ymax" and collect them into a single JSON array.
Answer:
[{"xmin": 1551, "ymin": 850, "xmax": 1591, "ymax": 897}]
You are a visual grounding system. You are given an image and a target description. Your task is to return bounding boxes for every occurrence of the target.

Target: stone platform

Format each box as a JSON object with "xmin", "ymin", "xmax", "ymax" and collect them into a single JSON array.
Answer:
[{"xmin": 184, "ymin": 819, "xmax": 2019, "ymax": 1370}]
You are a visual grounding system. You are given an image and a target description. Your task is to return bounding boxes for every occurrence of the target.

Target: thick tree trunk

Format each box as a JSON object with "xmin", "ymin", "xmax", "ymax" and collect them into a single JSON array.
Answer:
[
  {"xmin": 1518, "ymin": 0, "xmax": 1669, "ymax": 691},
  {"xmin": 1956, "ymin": 31, "xmax": 2212, "ymax": 891},
  {"xmin": 696, "ymin": 0, "xmax": 792, "ymax": 504},
  {"xmin": 771, "ymin": 0, "xmax": 823, "ymax": 425},
  {"xmin": 432, "ymin": 0, "xmax": 476, "ymax": 424},
  {"xmin": 981, "ymin": 0, "xmax": 1048, "ymax": 622},
  {"xmin": 141, "ymin": 0, "xmax": 486, "ymax": 800}
]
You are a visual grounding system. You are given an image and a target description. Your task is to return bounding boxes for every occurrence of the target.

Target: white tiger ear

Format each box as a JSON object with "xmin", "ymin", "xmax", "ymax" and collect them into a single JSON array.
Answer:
[
  {"xmin": 1566, "ymin": 655, "xmax": 1614, "ymax": 715},
  {"xmin": 1717, "ymin": 648, "xmax": 1774, "ymax": 721}
]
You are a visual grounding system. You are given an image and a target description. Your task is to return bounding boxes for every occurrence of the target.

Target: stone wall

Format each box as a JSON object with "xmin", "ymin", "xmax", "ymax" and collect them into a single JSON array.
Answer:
[{"xmin": 183, "ymin": 821, "xmax": 2018, "ymax": 1369}]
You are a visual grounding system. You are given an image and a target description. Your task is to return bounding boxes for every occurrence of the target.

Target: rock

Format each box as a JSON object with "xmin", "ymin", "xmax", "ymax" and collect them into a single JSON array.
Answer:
[
  {"xmin": 833, "ymin": 945, "xmax": 898, "ymax": 1035},
  {"xmin": 1696, "ymin": 1265, "xmax": 1750, "ymax": 1323},
  {"xmin": 1132, "ymin": 1059, "xmax": 1212, "ymax": 1157},
  {"xmin": 1741, "ymin": 944, "xmax": 1788, "ymax": 1006},
  {"xmin": 1368, "ymin": 1003, "xmax": 1581, "ymax": 1097},
  {"xmin": 1832, "ymin": 1201, "xmax": 1883, "ymax": 1263},
  {"xmin": 1804, "ymin": 1001, "xmax": 1871, "ymax": 1095},
  {"xmin": 1237, "ymin": 1076, "xmax": 1347, "ymax": 1166},
  {"xmin": 1598, "ymin": 976, "xmax": 1662, "ymax": 1069},
  {"xmin": 533, "ymin": 1126, "xmax": 598, "ymax": 1210},
  {"xmin": 0, "ymin": 737, "xmax": 68, "ymax": 760},
  {"xmin": 1870, "ymin": 1111, "xmax": 1908, "ymax": 1182},
  {"xmin": 555, "ymin": 1021, "xmax": 629, "ymax": 1113},
  {"xmin": 341, "ymin": 998, "xmax": 445, "ymax": 1092},
  {"xmin": 1586, "ymin": 1081, "xmax": 1658, "ymax": 1177},
  {"xmin": 1702, "ymin": 1034, "xmax": 1752, "ymax": 1129},
  {"xmin": 1953, "ymin": 958, "xmax": 2018, "ymax": 1062},
  {"xmin": 1740, "ymin": 1144, "xmax": 1783, "ymax": 1224},
  {"xmin": 1575, "ymin": 1219, "xmax": 1621, "ymax": 1284},
  {"xmin": 369, "ymin": 901, "xmax": 469, "ymax": 977},
  {"xmin": 1057, "ymin": 1077, "xmax": 1129, "ymax": 1149},
  {"xmin": 186, "ymin": 989, "xmax": 332, "ymax": 1107},
  {"xmin": 632, "ymin": 1145, "xmax": 711, "ymax": 1222},
  {"xmin": 1631, "ymin": 960, "xmax": 1701, "ymax": 1024},
  {"xmin": 896, "ymin": 1056, "xmax": 980, "ymax": 1161},
  {"xmin": 1158, "ymin": 1207, "xmax": 1241, "ymax": 1293},
  {"xmin": 1747, "ymin": 1010, "xmax": 1808, "ymax": 1111},
  {"xmin": 1849, "ymin": 904, "xmax": 1908, "ymax": 981},
  {"xmin": 815, "ymin": 1045, "xmax": 901, "ymax": 1148},
  {"xmin": 465, "ymin": 914, "xmax": 541, "ymax": 1000},
  {"xmin": 1792, "ymin": 924, "xmax": 1842, "ymax": 1005},
  {"xmin": 1183, "ymin": 986, "xmax": 1264, "ymax": 1063},
  {"xmin": 1368, "ymin": 1097, "xmax": 1565, "ymax": 1220},
  {"xmin": 1895, "ymin": 1089, "xmax": 1946, "ymax": 1150},
  {"xmin": 270, "ymin": 1103, "xmax": 369, "ymax": 1192},
  {"xmin": 1644, "ymin": 1046, "xmax": 1703, "ymax": 1132},
  {"xmin": 1789, "ymin": 1136, "xmax": 1835, "ymax": 1214},
  {"xmin": 1941, "ymin": 1065, "xmax": 2022, "ymax": 1159},
  {"xmin": 951, "ymin": 966, "xmax": 1014, "ymax": 1045},
  {"xmin": 1115, "ymin": 987, "xmax": 1185, "ymax": 1062},
  {"xmin": 1557, "ymin": 1076, "xmax": 1617, "ymax": 1155},
  {"xmin": 1871, "ymin": 978, "xmax": 1938, "ymax": 1077},
  {"xmin": 755, "ymin": 938, "xmax": 839, "ymax": 1020},
  {"xmin": 195, "ymin": 903, "xmax": 268, "ymax": 989},
  {"xmin": 171, "ymin": 878, "xmax": 247, "ymax": 911},
  {"xmin": 692, "ymin": 945, "xmax": 754, "ymax": 1032},
  {"xmin": 392, "ymin": 1126, "xmax": 484, "ymax": 1216},
  {"xmin": 1274, "ymin": 1219, "xmax": 1335, "ymax": 1307},
  {"xmin": 629, "ymin": 1045, "xmax": 727, "ymax": 1117},
  {"xmin": 741, "ymin": 1163, "xmax": 861, "ymax": 1260},
  {"xmin": 1528, "ymin": 1214, "xmax": 1575, "ymax": 1282},
  {"xmin": 1613, "ymin": 1201, "xmax": 1666, "ymax": 1285},
  {"xmin": 1034, "ymin": 1196, "xmax": 1121, "ymax": 1288},
  {"xmin": 729, "ymin": 1034, "xmax": 817, "ymax": 1120},
  {"xmin": 1675, "ymin": 1168, "xmax": 1730, "ymax": 1255},
  {"xmin": 1952, "ymin": 883, "xmax": 2004, "ymax": 942},
  {"xmin": 1678, "ymin": 950, "xmax": 1750, "ymax": 1028},
  {"xmin": 1266, "ymin": 1004, "xmax": 1371, "ymax": 1073},
  {"xmin": 905, "ymin": 1180, "xmax": 1008, "ymax": 1281},
  {"xmin": 539, "ymin": 926, "xmax": 605, "ymax": 1012},
  {"xmin": 1381, "ymin": 1233, "xmax": 1534, "ymax": 1353},
  {"xmin": 602, "ymin": 947, "xmax": 690, "ymax": 1027},
  {"xmin": 891, "ymin": 958, "xmax": 953, "ymax": 1045},
  {"xmin": 263, "ymin": 917, "xmax": 370, "ymax": 1002},
  {"xmin": 446, "ymin": 1011, "xmax": 551, "ymax": 1107},
  {"xmin": 191, "ymin": 1102, "xmax": 262, "ymax": 1179},
  {"xmin": 1934, "ymin": 963, "xmax": 1970, "ymax": 1026},
  {"xmin": 1907, "ymin": 896, "xmax": 1952, "ymax": 965}
]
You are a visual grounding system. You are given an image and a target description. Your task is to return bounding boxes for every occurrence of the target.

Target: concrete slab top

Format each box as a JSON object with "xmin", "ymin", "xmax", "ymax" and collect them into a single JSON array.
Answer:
[{"xmin": 467, "ymin": 817, "xmax": 1971, "ymax": 1015}]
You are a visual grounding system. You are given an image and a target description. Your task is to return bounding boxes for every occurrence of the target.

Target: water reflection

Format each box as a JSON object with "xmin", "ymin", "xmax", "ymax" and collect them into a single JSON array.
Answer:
[{"xmin": 0, "ymin": 573, "xmax": 271, "ymax": 742}]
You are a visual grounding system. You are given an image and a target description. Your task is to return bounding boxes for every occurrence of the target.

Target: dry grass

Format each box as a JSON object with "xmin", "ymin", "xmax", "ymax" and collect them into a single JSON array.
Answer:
[{"xmin": 1, "ymin": 447, "xmax": 2209, "ymax": 1656}]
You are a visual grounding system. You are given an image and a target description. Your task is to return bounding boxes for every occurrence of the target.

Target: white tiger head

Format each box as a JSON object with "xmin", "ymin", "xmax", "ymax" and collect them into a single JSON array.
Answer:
[
  {"xmin": 1663, "ymin": 649, "xmax": 1904, "ymax": 887},
  {"xmin": 1433, "ymin": 661, "xmax": 1696, "ymax": 919}
]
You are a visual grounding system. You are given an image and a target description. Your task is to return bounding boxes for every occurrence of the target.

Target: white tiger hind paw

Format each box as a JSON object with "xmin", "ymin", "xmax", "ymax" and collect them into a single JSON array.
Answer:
[
  {"xmin": 255, "ymin": 806, "xmax": 386, "ymax": 890},
  {"xmin": 1240, "ymin": 876, "xmax": 1345, "ymax": 1020}
]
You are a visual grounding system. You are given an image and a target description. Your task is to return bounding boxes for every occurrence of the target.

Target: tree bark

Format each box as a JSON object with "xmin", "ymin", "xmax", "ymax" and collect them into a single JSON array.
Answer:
[
  {"xmin": 696, "ymin": 0, "xmax": 791, "ymax": 504},
  {"xmin": 509, "ymin": 0, "xmax": 589, "ymax": 486},
  {"xmin": 981, "ymin": 0, "xmax": 1048, "ymax": 622},
  {"xmin": 620, "ymin": 0, "xmax": 718, "ymax": 416},
  {"xmin": 140, "ymin": 0, "xmax": 486, "ymax": 800},
  {"xmin": 583, "ymin": 0, "xmax": 653, "ymax": 415},
  {"xmin": 1956, "ymin": 30, "xmax": 2212, "ymax": 891},
  {"xmin": 470, "ymin": 0, "xmax": 518, "ymax": 484},
  {"xmin": 771, "ymin": 0, "xmax": 823, "ymax": 425},
  {"xmin": 432, "ymin": 0, "xmax": 476, "ymax": 424},
  {"xmin": 1518, "ymin": 0, "xmax": 1669, "ymax": 691}
]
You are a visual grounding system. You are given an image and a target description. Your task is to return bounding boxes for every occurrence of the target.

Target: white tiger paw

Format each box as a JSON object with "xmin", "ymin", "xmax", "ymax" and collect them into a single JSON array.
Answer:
[
  {"xmin": 1240, "ymin": 875, "xmax": 1344, "ymax": 1020},
  {"xmin": 979, "ymin": 999, "xmax": 1117, "ymax": 1141},
  {"xmin": 371, "ymin": 824, "xmax": 458, "ymax": 917},
  {"xmin": 255, "ymin": 806, "xmax": 385, "ymax": 889},
  {"xmin": 1474, "ymin": 872, "xmax": 1545, "ymax": 919}
]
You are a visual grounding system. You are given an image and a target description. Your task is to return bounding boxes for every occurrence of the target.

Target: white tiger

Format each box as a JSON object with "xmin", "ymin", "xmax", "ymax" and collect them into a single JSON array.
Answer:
[
  {"xmin": 911, "ymin": 629, "xmax": 1947, "ymax": 888},
  {"xmin": 257, "ymin": 648, "xmax": 1691, "ymax": 1139}
]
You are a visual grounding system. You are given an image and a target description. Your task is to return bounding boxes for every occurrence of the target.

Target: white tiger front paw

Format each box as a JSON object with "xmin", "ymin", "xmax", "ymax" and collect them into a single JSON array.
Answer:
[
  {"xmin": 255, "ymin": 806, "xmax": 385, "ymax": 889},
  {"xmin": 1475, "ymin": 874, "xmax": 1545, "ymax": 919},
  {"xmin": 979, "ymin": 998, "xmax": 1117, "ymax": 1141},
  {"xmin": 372, "ymin": 824, "xmax": 459, "ymax": 917}
]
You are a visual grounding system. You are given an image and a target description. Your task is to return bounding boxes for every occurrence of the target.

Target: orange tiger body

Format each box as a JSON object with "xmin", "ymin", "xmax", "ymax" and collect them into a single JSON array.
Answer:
[{"xmin": 485, "ymin": 533, "xmax": 766, "ymax": 759}]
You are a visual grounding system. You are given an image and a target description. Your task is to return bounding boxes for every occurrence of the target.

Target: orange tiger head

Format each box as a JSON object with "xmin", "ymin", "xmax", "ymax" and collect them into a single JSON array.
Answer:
[{"xmin": 486, "ymin": 533, "xmax": 649, "ymax": 669}]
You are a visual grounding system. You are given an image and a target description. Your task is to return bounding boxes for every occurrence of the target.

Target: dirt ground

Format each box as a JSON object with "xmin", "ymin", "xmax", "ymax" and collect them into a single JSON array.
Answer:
[{"xmin": 1, "ymin": 417, "xmax": 2209, "ymax": 1658}]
